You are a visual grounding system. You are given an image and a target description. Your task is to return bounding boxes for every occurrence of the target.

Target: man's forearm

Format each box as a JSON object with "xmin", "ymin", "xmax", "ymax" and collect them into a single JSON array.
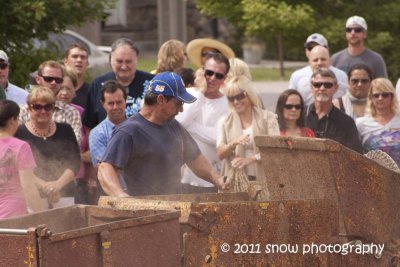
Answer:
[
  {"xmin": 98, "ymin": 162, "xmax": 129, "ymax": 197},
  {"xmin": 187, "ymin": 154, "xmax": 220, "ymax": 185}
]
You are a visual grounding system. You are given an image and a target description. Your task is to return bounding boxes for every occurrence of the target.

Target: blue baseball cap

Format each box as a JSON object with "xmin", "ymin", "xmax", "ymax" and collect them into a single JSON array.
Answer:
[{"xmin": 148, "ymin": 71, "xmax": 197, "ymax": 103}]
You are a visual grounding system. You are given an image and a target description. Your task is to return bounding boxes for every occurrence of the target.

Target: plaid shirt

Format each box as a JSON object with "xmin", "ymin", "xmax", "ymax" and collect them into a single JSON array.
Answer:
[{"xmin": 19, "ymin": 100, "xmax": 82, "ymax": 146}]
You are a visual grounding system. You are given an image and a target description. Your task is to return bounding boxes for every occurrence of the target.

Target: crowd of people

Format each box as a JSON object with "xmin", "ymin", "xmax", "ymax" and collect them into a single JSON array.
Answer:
[{"xmin": 0, "ymin": 15, "xmax": 399, "ymax": 219}]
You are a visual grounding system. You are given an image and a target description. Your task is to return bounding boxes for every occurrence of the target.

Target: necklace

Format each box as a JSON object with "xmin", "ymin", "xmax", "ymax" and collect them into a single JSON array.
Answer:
[{"xmin": 30, "ymin": 121, "xmax": 52, "ymax": 140}]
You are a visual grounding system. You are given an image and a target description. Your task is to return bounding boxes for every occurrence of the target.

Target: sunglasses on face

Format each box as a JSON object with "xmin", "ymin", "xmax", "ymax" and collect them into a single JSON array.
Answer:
[
  {"xmin": 30, "ymin": 103, "xmax": 55, "ymax": 112},
  {"xmin": 350, "ymin": 78, "xmax": 370, "ymax": 85},
  {"xmin": 201, "ymin": 51, "xmax": 217, "ymax": 57},
  {"xmin": 284, "ymin": 104, "xmax": 302, "ymax": 110},
  {"xmin": 345, "ymin": 27, "xmax": 364, "ymax": 33},
  {"xmin": 0, "ymin": 62, "xmax": 9, "ymax": 70},
  {"xmin": 372, "ymin": 92, "xmax": 393, "ymax": 99},
  {"xmin": 204, "ymin": 69, "xmax": 225, "ymax": 80},
  {"xmin": 227, "ymin": 91, "xmax": 247, "ymax": 102},
  {"xmin": 40, "ymin": 75, "xmax": 63, "ymax": 84},
  {"xmin": 312, "ymin": 82, "xmax": 335, "ymax": 89}
]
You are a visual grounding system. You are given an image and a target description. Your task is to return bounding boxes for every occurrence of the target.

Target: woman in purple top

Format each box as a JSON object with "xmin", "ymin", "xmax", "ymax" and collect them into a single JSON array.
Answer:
[{"xmin": 0, "ymin": 100, "xmax": 43, "ymax": 218}]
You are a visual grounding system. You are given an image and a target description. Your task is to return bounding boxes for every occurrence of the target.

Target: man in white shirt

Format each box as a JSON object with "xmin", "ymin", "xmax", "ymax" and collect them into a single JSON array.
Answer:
[
  {"xmin": 176, "ymin": 53, "xmax": 230, "ymax": 193},
  {"xmin": 289, "ymin": 45, "xmax": 347, "ymax": 106},
  {"xmin": 0, "ymin": 50, "xmax": 28, "ymax": 105}
]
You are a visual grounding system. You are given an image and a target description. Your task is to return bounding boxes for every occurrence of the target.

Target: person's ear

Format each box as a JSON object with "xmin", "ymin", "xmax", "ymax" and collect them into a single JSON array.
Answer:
[{"xmin": 156, "ymin": 94, "xmax": 165, "ymax": 104}]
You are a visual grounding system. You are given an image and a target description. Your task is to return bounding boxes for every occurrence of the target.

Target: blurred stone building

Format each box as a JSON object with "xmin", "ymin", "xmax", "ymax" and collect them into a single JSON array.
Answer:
[{"xmin": 74, "ymin": 0, "xmax": 236, "ymax": 53}]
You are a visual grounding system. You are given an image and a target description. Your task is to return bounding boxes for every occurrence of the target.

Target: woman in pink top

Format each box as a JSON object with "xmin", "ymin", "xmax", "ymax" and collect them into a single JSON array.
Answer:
[{"xmin": 0, "ymin": 100, "xmax": 43, "ymax": 218}]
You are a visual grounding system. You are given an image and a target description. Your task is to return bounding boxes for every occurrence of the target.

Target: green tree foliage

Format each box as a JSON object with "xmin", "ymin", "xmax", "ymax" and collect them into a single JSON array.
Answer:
[
  {"xmin": 193, "ymin": 0, "xmax": 400, "ymax": 82},
  {"xmin": 0, "ymin": 0, "xmax": 114, "ymax": 87}
]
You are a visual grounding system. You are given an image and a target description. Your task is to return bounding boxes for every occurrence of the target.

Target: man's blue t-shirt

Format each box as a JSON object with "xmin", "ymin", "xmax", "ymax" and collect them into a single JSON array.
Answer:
[{"xmin": 102, "ymin": 113, "xmax": 201, "ymax": 195}]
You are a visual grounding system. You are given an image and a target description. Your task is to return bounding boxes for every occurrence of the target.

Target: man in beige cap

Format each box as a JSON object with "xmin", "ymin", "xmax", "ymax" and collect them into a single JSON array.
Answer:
[
  {"xmin": 331, "ymin": 15, "xmax": 387, "ymax": 79},
  {"xmin": 0, "ymin": 50, "xmax": 28, "ymax": 105},
  {"xmin": 186, "ymin": 38, "xmax": 235, "ymax": 68},
  {"xmin": 303, "ymin": 33, "xmax": 328, "ymax": 59}
]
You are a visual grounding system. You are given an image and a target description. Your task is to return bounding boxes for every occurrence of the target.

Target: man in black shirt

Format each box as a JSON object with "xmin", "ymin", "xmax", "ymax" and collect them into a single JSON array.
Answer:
[
  {"xmin": 83, "ymin": 38, "xmax": 154, "ymax": 129},
  {"xmin": 64, "ymin": 43, "xmax": 90, "ymax": 110},
  {"xmin": 305, "ymin": 68, "xmax": 363, "ymax": 153}
]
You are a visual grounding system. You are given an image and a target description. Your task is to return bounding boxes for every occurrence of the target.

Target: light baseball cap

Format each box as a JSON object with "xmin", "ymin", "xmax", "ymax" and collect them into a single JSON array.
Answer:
[
  {"xmin": 346, "ymin": 16, "xmax": 367, "ymax": 30},
  {"xmin": 304, "ymin": 33, "xmax": 328, "ymax": 48},
  {"xmin": 0, "ymin": 50, "xmax": 9, "ymax": 63}
]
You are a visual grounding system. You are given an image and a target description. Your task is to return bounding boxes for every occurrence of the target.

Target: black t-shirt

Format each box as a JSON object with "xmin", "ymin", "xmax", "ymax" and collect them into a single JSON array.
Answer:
[
  {"xmin": 305, "ymin": 104, "xmax": 363, "ymax": 153},
  {"xmin": 71, "ymin": 82, "xmax": 90, "ymax": 110},
  {"xmin": 83, "ymin": 71, "xmax": 154, "ymax": 128},
  {"xmin": 15, "ymin": 123, "xmax": 81, "ymax": 196}
]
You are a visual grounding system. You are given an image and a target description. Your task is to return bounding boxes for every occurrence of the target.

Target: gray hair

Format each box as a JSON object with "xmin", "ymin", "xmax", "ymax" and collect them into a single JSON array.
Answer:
[
  {"xmin": 111, "ymin": 38, "xmax": 139, "ymax": 55},
  {"xmin": 311, "ymin": 67, "xmax": 337, "ymax": 84}
]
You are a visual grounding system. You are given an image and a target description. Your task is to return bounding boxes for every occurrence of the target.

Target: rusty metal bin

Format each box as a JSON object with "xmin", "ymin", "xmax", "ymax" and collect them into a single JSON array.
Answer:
[
  {"xmin": 99, "ymin": 136, "xmax": 400, "ymax": 266},
  {"xmin": 255, "ymin": 135, "xmax": 400, "ymax": 265},
  {"xmin": 0, "ymin": 205, "xmax": 181, "ymax": 267},
  {"xmin": 100, "ymin": 193, "xmax": 341, "ymax": 266}
]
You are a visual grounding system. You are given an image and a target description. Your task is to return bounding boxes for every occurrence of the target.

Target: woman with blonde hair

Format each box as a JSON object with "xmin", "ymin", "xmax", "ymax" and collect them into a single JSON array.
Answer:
[
  {"xmin": 15, "ymin": 86, "xmax": 80, "ymax": 209},
  {"xmin": 225, "ymin": 58, "xmax": 252, "ymax": 83},
  {"xmin": 154, "ymin": 39, "xmax": 186, "ymax": 74},
  {"xmin": 217, "ymin": 76, "xmax": 279, "ymax": 199},
  {"xmin": 356, "ymin": 78, "xmax": 400, "ymax": 165}
]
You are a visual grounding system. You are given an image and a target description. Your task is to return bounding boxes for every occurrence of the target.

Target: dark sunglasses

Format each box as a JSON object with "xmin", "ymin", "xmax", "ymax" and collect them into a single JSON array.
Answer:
[
  {"xmin": 345, "ymin": 27, "xmax": 364, "ymax": 33},
  {"xmin": 350, "ymin": 78, "xmax": 370, "ymax": 85},
  {"xmin": 40, "ymin": 75, "xmax": 63, "ymax": 84},
  {"xmin": 372, "ymin": 92, "xmax": 393, "ymax": 99},
  {"xmin": 312, "ymin": 82, "xmax": 335, "ymax": 89},
  {"xmin": 30, "ymin": 103, "xmax": 55, "ymax": 112},
  {"xmin": 227, "ymin": 91, "xmax": 246, "ymax": 102},
  {"xmin": 284, "ymin": 104, "xmax": 302, "ymax": 110},
  {"xmin": 204, "ymin": 69, "xmax": 225, "ymax": 80},
  {"xmin": 0, "ymin": 62, "xmax": 9, "ymax": 70},
  {"xmin": 201, "ymin": 51, "xmax": 217, "ymax": 57}
]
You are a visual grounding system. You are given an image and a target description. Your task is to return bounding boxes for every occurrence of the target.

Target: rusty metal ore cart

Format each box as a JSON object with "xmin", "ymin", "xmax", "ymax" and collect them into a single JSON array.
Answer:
[
  {"xmin": 100, "ymin": 136, "xmax": 400, "ymax": 266},
  {"xmin": 0, "ymin": 205, "xmax": 181, "ymax": 267},
  {"xmin": 100, "ymin": 194, "xmax": 340, "ymax": 266}
]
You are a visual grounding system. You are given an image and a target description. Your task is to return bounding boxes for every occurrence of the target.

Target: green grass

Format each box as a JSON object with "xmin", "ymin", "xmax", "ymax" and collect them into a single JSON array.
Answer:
[
  {"xmin": 250, "ymin": 67, "xmax": 296, "ymax": 81},
  {"xmin": 138, "ymin": 58, "xmax": 296, "ymax": 81}
]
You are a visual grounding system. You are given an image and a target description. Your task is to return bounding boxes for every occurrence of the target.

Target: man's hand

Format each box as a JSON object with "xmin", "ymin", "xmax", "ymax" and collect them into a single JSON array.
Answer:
[{"xmin": 213, "ymin": 175, "xmax": 232, "ymax": 190}]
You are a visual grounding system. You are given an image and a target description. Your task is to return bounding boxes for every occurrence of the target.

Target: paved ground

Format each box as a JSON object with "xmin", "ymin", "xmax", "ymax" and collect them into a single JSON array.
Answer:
[
  {"xmin": 248, "ymin": 60, "xmax": 306, "ymax": 111},
  {"xmin": 251, "ymin": 81, "xmax": 288, "ymax": 111}
]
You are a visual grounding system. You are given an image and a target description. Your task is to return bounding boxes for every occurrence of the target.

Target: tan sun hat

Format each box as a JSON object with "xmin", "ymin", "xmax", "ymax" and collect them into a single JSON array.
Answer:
[{"xmin": 186, "ymin": 38, "xmax": 235, "ymax": 68}]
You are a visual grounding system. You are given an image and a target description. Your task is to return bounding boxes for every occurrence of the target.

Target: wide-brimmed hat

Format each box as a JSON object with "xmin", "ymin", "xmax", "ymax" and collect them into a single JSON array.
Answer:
[
  {"xmin": 186, "ymin": 38, "xmax": 235, "ymax": 68},
  {"xmin": 148, "ymin": 71, "xmax": 196, "ymax": 103}
]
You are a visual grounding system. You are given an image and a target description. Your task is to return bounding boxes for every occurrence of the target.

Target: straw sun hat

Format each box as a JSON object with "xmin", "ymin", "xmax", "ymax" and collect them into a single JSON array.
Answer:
[{"xmin": 186, "ymin": 38, "xmax": 235, "ymax": 68}]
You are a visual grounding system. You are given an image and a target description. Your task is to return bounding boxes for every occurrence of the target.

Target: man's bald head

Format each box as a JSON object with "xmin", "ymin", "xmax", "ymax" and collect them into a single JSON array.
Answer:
[{"xmin": 308, "ymin": 46, "xmax": 330, "ymax": 71}]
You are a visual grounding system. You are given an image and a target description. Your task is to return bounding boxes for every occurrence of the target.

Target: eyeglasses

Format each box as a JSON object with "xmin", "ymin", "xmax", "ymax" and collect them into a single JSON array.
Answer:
[
  {"xmin": 227, "ymin": 91, "xmax": 247, "ymax": 102},
  {"xmin": 372, "ymin": 92, "xmax": 393, "ymax": 99},
  {"xmin": 350, "ymin": 78, "xmax": 370, "ymax": 85},
  {"xmin": 204, "ymin": 69, "xmax": 225, "ymax": 80},
  {"xmin": 39, "ymin": 75, "xmax": 63, "ymax": 84},
  {"xmin": 312, "ymin": 82, "xmax": 335, "ymax": 89},
  {"xmin": 0, "ymin": 62, "xmax": 8, "ymax": 70},
  {"xmin": 30, "ymin": 103, "xmax": 55, "ymax": 112},
  {"xmin": 284, "ymin": 104, "xmax": 302, "ymax": 110},
  {"xmin": 345, "ymin": 27, "xmax": 364, "ymax": 33}
]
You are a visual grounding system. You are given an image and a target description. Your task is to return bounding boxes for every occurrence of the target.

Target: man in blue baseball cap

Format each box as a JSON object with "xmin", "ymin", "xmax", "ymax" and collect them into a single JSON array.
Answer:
[{"xmin": 98, "ymin": 71, "xmax": 230, "ymax": 196}]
